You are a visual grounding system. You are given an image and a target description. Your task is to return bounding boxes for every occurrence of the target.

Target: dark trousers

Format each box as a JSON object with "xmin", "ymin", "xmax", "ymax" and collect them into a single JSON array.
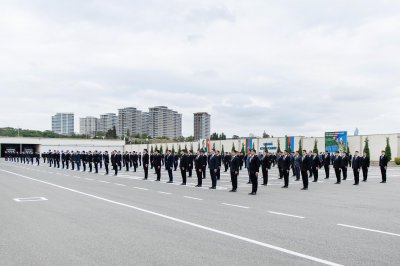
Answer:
[
  {"xmin": 188, "ymin": 166, "xmax": 192, "ymax": 177},
  {"xmin": 167, "ymin": 169, "xmax": 173, "ymax": 182},
  {"xmin": 278, "ymin": 167, "xmax": 283, "ymax": 178},
  {"xmin": 125, "ymin": 162, "xmax": 129, "ymax": 171},
  {"xmin": 118, "ymin": 162, "xmax": 122, "ymax": 170},
  {"xmin": 113, "ymin": 163, "xmax": 118, "ymax": 175},
  {"xmin": 294, "ymin": 166, "xmax": 300, "ymax": 180},
  {"xmin": 71, "ymin": 162, "xmax": 75, "ymax": 170},
  {"xmin": 324, "ymin": 165, "xmax": 330, "ymax": 178},
  {"xmin": 94, "ymin": 162, "xmax": 98, "ymax": 173},
  {"xmin": 82, "ymin": 162, "xmax": 86, "ymax": 171},
  {"xmin": 180, "ymin": 168, "xmax": 186, "ymax": 184},
  {"xmin": 100, "ymin": 161, "xmax": 102, "ymax": 169},
  {"xmin": 105, "ymin": 163, "xmax": 109, "ymax": 174},
  {"xmin": 362, "ymin": 166, "xmax": 368, "ymax": 181},
  {"xmin": 342, "ymin": 167, "xmax": 347, "ymax": 179},
  {"xmin": 155, "ymin": 167, "xmax": 161, "ymax": 181},
  {"xmin": 334, "ymin": 168, "xmax": 341, "ymax": 183},
  {"xmin": 262, "ymin": 168, "xmax": 269, "ymax": 185},
  {"xmin": 224, "ymin": 163, "xmax": 229, "ymax": 172},
  {"xmin": 62, "ymin": 161, "xmax": 65, "ymax": 169},
  {"xmin": 250, "ymin": 172, "xmax": 258, "ymax": 193},
  {"xmin": 89, "ymin": 163, "xmax": 92, "ymax": 172},
  {"xmin": 216, "ymin": 168, "xmax": 220, "ymax": 180},
  {"xmin": 353, "ymin": 168, "xmax": 360, "ymax": 184},
  {"xmin": 66, "ymin": 161, "xmax": 69, "ymax": 169},
  {"xmin": 380, "ymin": 166, "xmax": 387, "ymax": 182},
  {"xmin": 283, "ymin": 169, "xmax": 289, "ymax": 187},
  {"xmin": 312, "ymin": 167, "xmax": 319, "ymax": 182},
  {"xmin": 301, "ymin": 169, "xmax": 308, "ymax": 188},
  {"xmin": 210, "ymin": 169, "xmax": 217, "ymax": 188},
  {"xmin": 231, "ymin": 171, "xmax": 238, "ymax": 190},
  {"xmin": 196, "ymin": 169, "xmax": 202, "ymax": 186},
  {"xmin": 202, "ymin": 166, "xmax": 206, "ymax": 178},
  {"xmin": 143, "ymin": 166, "xmax": 148, "ymax": 179},
  {"xmin": 76, "ymin": 162, "xmax": 80, "ymax": 171}
]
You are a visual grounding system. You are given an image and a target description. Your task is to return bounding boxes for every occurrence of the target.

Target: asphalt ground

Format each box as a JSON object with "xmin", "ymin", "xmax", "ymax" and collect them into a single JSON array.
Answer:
[{"xmin": 1, "ymin": 159, "xmax": 399, "ymax": 266}]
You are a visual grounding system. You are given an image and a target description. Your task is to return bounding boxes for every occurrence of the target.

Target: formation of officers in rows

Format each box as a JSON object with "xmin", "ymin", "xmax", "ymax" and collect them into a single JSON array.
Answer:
[{"xmin": 4, "ymin": 148, "xmax": 390, "ymax": 195}]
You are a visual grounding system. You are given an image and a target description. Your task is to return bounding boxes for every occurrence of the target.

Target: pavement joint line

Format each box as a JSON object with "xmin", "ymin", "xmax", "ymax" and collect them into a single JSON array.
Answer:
[
  {"xmin": 132, "ymin": 186, "xmax": 149, "ymax": 191},
  {"xmin": 183, "ymin": 196, "xmax": 203, "ymax": 201},
  {"xmin": 221, "ymin": 203, "xmax": 250, "ymax": 209},
  {"xmin": 337, "ymin": 224, "xmax": 400, "ymax": 237},
  {"xmin": 268, "ymin": 211, "xmax": 305, "ymax": 219},
  {"xmin": 114, "ymin": 183, "xmax": 126, "ymax": 186},
  {"xmin": 84, "ymin": 178, "xmax": 94, "ymax": 181},
  {"xmin": 0, "ymin": 168, "xmax": 343, "ymax": 266}
]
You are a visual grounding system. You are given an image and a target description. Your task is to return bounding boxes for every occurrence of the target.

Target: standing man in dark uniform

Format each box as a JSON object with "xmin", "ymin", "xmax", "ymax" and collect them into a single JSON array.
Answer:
[
  {"xmin": 180, "ymin": 150, "xmax": 188, "ymax": 185},
  {"xmin": 361, "ymin": 152, "xmax": 370, "ymax": 182},
  {"xmin": 248, "ymin": 149, "xmax": 260, "ymax": 195},
  {"xmin": 341, "ymin": 152, "xmax": 349, "ymax": 180},
  {"xmin": 142, "ymin": 149, "xmax": 149, "ymax": 180},
  {"xmin": 187, "ymin": 151, "xmax": 194, "ymax": 178},
  {"xmin": 103, "ymin": 151, "xmax": 110, "ymax": 175},
  {"xmin": 209, "ymin": 149, "xmax": 218, "ymax": 189},
  {"xmin": 65, "ymin": 151, "xmax": 71, "ymax": 169},
  {"xmin": 300, "ymin": 150, "xmax": 309, "ymax": 190},
  {"xmin": 261, "ymin": 150, "xmax": 271, "ymax": 185},
  {"xmin": 93, "ymin": 151, "xmax": 100, "ymax": 174},
  {"xmin": 111, "ymin": 151, "xmax": 118, "ymax": 176},
  {"xmin": 195, "ymin": 151, "xmax": 203, "ymax": 187},
  {"xmin": 61, "ymin": 151, "xmax": 66, "ymax": 169},
  {"xmin": 124, "ymin": 152, "xmax": 130, "ymax": 171},
  {"xmin": 216, "ymin": 150, "xmax": 222, "ymax": 180},
  {"xmin": 323, "ymin": 151, "xmax": 330, "ymax": 179},
  {"xmin": 154, "ymin": 150, "xmax": 162, "ymax": 181},
  {"xmin": 379, "ymin": 150, "xmax": 389, "ymax": 183},
  {"xmin": 81, "ymin": 151, "xmax": 87, "ymax": 172},
  {"xmin": 281, "ymin": 150, "xmax": 291, "ymax": 188},
  {"xmin": 201, "ymin": 150, "xmax": 207, "ymax": 179},
  {"xmin": 229, "ymin": 150, "xmax": 239, "ymax": 192},
  {"xmin": 352, "ymin": 151, "xmax": 362, "ymax": 185},
  {"xmin": 165, "ymin": 150, "xmax": 174, "ymax": 183},
  {"xmin": 293, "ymin": 151, "xmax": 301, "ymax": 181},
  {"xmin": 333, "ymin": 152, "xmax": 342, "ymax": 184},
  {"xmin": 312, "ymin": 152, "xmax": 321, "ymax": 182},
  {"xmin": 277, "ymin": 151, "xmax": 283, "ymax": 179},
  {"xmin": 87, "ymin": 151, "xmax": 93, "ymax": 172}
]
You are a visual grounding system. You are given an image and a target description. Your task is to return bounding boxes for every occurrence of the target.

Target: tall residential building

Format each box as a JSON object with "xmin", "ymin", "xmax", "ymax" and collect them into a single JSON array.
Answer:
[
  {"xmin": 194, "ymin": 112, "xmax": 211, "ymax": 140},
  {"xmin": 99, "ymin": 113, "xmax": 117, "ymax": 133},
  {"xmin": 117, "ymin": 107, "xmax": 143, "ymax": 137},
  {"xmin": 141, "ymin": 112, "xmax": 151, "ymax": 137},
  {"xmin": 149, "ymin": 106, "xmax": 182, "ymax": 139},
  {"xmin": 51, "ymin": 113, "xmax": 74, "ymax": 135},
  {"xmin": 79, "ymin": 116, "xmax": 99, "ymax": 137}
]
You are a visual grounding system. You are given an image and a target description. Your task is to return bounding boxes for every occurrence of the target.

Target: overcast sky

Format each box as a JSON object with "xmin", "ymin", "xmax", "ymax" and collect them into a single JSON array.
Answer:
[{"xmin": 1, "ymin": 0, "xmax": 399, "ymax": 137}]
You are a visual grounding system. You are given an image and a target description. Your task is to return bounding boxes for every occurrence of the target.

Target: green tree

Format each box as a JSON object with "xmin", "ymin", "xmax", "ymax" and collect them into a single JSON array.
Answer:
[
  {"xmin": 241, "ymin": 143, "xmax": 245, "ymax": 154},
  {"xmin": 219, "ymin": 132, "xmax": 227, "ymax": 140},
  {"xmin": 197, "ymin": 143, "xmax": 200, "ymax": 152},
  {"xmin": 298, "ymin": 139, "xmax": 303, "ymax": 156},
  {"xmin": 221, "ymin": 145, "xmax": 224, "ymax": 154},
  {"xmin": 190, "ymin": 143, "xmax": 193, "ymax": 152},
  {"xmin": 232, "ymin": 142, "xmax": 236, "ymax": 152},
  {"xmin": 385, "ymin": 137, "xmax": 392, "ymax": 161},
  {"xmin": 277, "ymin": 139, "xmax": 281, "ymax": 153},
  {"xmin": 160, "ymin": 145, "xmax": 163, "ymax": 154},
  {"xmin": 347, "ymin": 144, "xmax": 350, "ymax": 155},
  {"xmin": 313, "ymin": 139, "xmax": 318, "ymax": 153},
  {"xmin": 363, "ymin": 137, "xmax": 370, "ymax": 157},
  {"xmin": 178, "ymin": 144, "xmax": 181, "ymax": 154},
  {"xmin": 185, "ymin": 136, "xmax": 195, "ymax": 142},
  {"xmin": 172, "ymin": 145, "xmax": 175, "ymax": 154},
  {"xmin": 155, "ymin": 145, "xmax": 158, "ymax": 152},
  {"xmin": 150, "ymin": 146, "xmax": 154, "ymax": 153}
]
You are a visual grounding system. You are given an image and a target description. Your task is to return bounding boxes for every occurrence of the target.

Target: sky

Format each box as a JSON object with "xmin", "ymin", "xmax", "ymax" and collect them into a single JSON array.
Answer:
[{"xmin": 1, "ymin": 0, "xmax": 399, "ymax": 138}]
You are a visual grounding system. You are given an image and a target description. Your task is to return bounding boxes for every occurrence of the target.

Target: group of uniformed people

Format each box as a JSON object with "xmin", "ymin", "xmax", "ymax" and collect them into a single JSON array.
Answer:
[{"xmin": 4, "ymin": 147, "xmax": 390, "ymax": 195}]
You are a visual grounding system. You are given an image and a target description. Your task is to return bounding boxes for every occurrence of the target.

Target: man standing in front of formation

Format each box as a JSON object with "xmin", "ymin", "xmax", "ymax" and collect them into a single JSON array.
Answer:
[
  {"xmin": 352, "ymin": 151, "xmax": 362, "ymax": 185},
  {"xmin": 248, "ymin": 149, "xmax": 260, "ymax": 195},
  {"xmin": 142, "ymin": 149, "xmax": 149, "ymax": 180},
  {"xmin": 361, "ymin": 152, "xmax": 370, "ymax": 182},
  {"xmin": 379, "ymin": 150, "xmax": 388, "ymax": 183},
  {"xmin": 229, "ymin": 150, "xmax": 239, "ymax": 192}
]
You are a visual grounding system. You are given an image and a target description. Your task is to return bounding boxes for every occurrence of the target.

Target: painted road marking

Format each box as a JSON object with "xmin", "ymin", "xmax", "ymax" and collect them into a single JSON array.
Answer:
[
  {"xmin": 183, "ymin": 196, "xmax": 203, "ymax": 201},
  {"xmin": 337, "ymin": 224, "xmax": 400, "ymax": 237},
  {"xmin": 0, "ymin": 168, "xmax": 343, "ymax": 266},
  {"xmin": 268, "ymin": 211, "xmax": 305, "ymax": 219},
  {"xmin": 158, "ymin": 191, "xmax": 172, "ymax": 195},
  {"xmin": 99, "ymin": 180, "xmax": 110, "ymax": 184},
  {"xmin": 222, "ymin": 203, "xmax": 250, "ymax": 209},
  {"xmin": 133, "ymin": 186, "xmax": 149, "ymax": 191},
  {"xmin": 85, "ymin": 178, "xmax": 94, "ymax": 181},
  {"xmin": 114, "ymin": 183, "xmax": 126, "ymax": 187},
  {"xmin": 14, "ymin": 197, "xmax": 48, "ymax": 202}
]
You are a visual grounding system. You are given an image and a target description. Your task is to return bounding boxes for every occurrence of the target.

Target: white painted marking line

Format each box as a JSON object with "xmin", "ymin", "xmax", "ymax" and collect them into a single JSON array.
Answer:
[
  {"xmin": 158, "ymin": 191, "xmax": 172, "ymax": 195},
  {"xmin": 65, "ymin": 174, "xmax": 70, "ymax": 177},
  {"xmin": 268, "ymin": 211, "xmax": 305, "ymax": 219},
  {"xmin": 73, "ymin": 176, "xmax": 81, "ymax": 178},
  {"xmin": 183, "ymin": 196, "xmax": 203, "ymax": 201},
  {"xmin": 114, "ymin": 183, "xmax": 126, "ymax": 186},
  {"xmin": 133, "ymin": 186, "xmax": 149, "ymax": 191},
  {"xmin": 14, "ymin": 197, "xmax": 48, "ymax": 202},
  {"xmin": 222, "ymin": 203, "xmax": 250, "ymax": 209},
  {"xmin": 338, "ymin": 224, "xmax": 400, "ymax": 237},
  {"xmin": 99, "ymin": 180, "xmax": 110, "ymax": 184},
  {"xmin": 85, "ymin": 178, "xmax": 94, "ymax": 181},
  {"xmin": 0, "ymin": 169, "xmax": 342, "ymax": 266}
]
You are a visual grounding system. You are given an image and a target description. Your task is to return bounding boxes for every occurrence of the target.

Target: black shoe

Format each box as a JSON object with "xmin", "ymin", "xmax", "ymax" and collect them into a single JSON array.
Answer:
[
  {"xmin": 248, "ymin": 192, "xmax": 256, "ymax": 195},
  {"xmin": 113, "ymin": 174, "xmax": 117, "ymax": 176},
  {"xmin": 281, "ymin": 186, "xmax": 288, "ymax": 188},
  {"xmin": 262, "ymin": 183, "xmax": 267, "ymax": 186},
  {"xmin": 301, "ymin": 188, "xmax": 308, "ymax": 190},
  {"xmin": 180, "ymin": 183, "xmax": 186, "ymax": 185},
  {"xmin": 380, "ymin": 181, "xmax": 386, "ymax": 183},
  {"xmin": 295, "ymin": 179, "xmax": 300, "ymax": 181},
  {"xmin": 353, "ymin": 183, "xmax": 358, "ymax": 185},
  {"xmin": 155, "ymin": 179, "xmax": 160, "ymax": 182},
  {"xmin": 278, "ymin": 178, "xmax": 283, "ymax": 179},
  {"xmin": 167, "ymin": 181, "xmax": 173, "ymax": 183},
  {"xmin": 143, "ymin": 178, "xmax": 147, "ymax": 180},
  {"xmin": 229, "ymin": 189, "xmax": 236, "ymax": 192},
  {"xmin": 334, "ymin": 182, "xmax": 340, "ymax": 184},
  {"xmin": 312, "ymin": 180, "xmax": 317, "ymax": 182},
  {"xmin": 209, "ymin": 186, "xmax": 216, "ymax": 189},
  {"xmin": 325, "ymin": 177, "xmax": 329, "ymax": 179},
  {"xmin": 247, "ymin": 182, "xmax": 251, "ymax": 184},
  {"xmin": 202, "ymin": 177, "xmax": 206, "ymax": 179},
  {"xmin": 362, "ymin": 180, "xmax": 366, "ymax": 182},
  {"xmin": 342, "ymin": 178, "xmax": 347, "ymax": 181},
  {"xmin": 195, "ymin": 185, "xmax": 202, "ymax": 187}
]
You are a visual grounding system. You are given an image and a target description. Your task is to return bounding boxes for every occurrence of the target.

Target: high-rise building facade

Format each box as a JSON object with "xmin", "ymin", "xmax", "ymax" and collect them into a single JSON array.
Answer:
[
  {"xmin": 194, "ymin": 112, "xmax": 211, "ymax": 140},
  {"xmin": 51, "ymin": 113, "xmax": 74, "ymax": 135},
  {"xmin": 117, "ymin": 107, "xmax": 143, "ymax": 137},
  {"xmin": 99, "ymin": 113, "xmax": 117, "ymax": 133},
  {"xmin": 79, "ymin": 116, "xmax": 99, "ymax": 137},
  {"xmin": 149, "ymin": 106, "xmax": 182, "ymax": 139}
]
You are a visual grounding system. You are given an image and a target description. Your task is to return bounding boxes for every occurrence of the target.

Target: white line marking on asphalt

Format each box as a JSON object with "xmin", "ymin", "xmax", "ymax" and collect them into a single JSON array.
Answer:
[
  {"xmin": 99, "ymin": 180, "xmax": 110, "ymax": 184},
  {"xmin": 14, "ymin": 197, "xmax": 48, "ymax": 202},
  {"xmin": 65, "ymin": 174, "xmax": 70, "ymax": 177},
  {"xmin": 132, "ymin": 186, "xmax": 149, "ymax": 191},
  {"xmin": 158, "ymin": 191, "xmax": 172, "ymax": 195},
  {"xmin": 221, "ymin": 203, "xmax": 250, "ymax": 209},
  {"xmin": 73, "ymin": 176, "xmax": 81, "ymax": 178},
  {"xmin": 183, "ymin": 196, "xmax": 203, "ymax": 201},
  {"xmin": 0, "ymin": 169, "xmax": 342, "ymax": 266},
  {"xmin": 114, "ymin": 183, "xmax": 126, "ymax": 186},
  {"xmin": 85, "ymin": 178, "xmax": 94, "ymax": 181},
  {"xmin": 268, "ymin": 211, "xmax": 305, "ymax": 219},
  {"xmin": 337, "ymin": 224, "xmax": 400, "ymax": 237}
]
